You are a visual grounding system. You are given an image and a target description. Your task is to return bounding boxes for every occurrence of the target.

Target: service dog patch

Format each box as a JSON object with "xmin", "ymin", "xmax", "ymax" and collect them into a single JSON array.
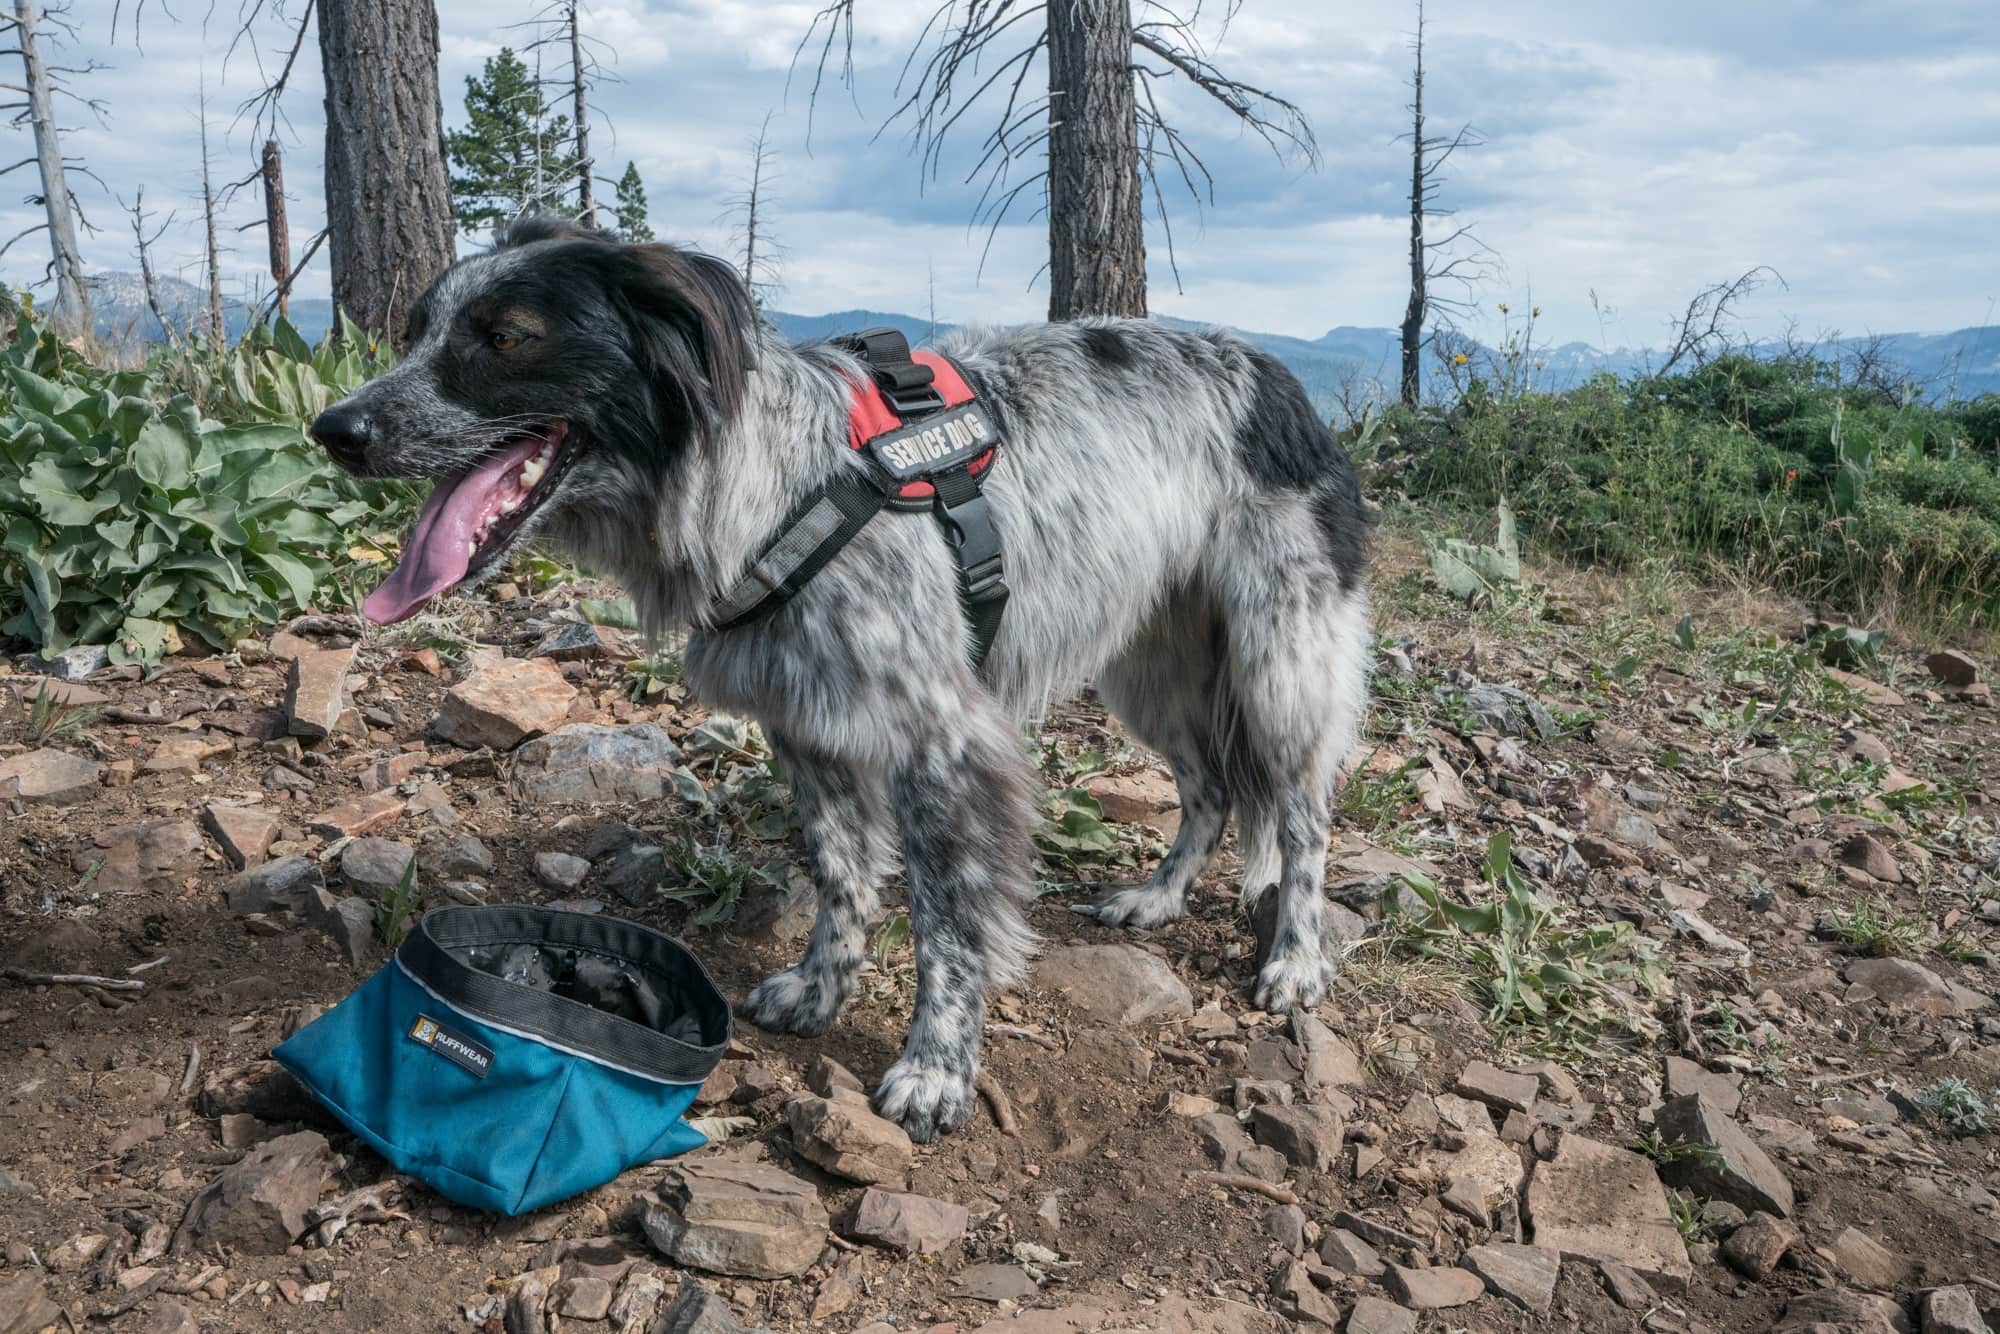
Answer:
[
  {"xmin": 408, "ymin": 1013, "xmax": 493, "ymax": 1078},
  {"xmin": 866, "ymin": 402, "xmax": 999, "ymax": 482}
]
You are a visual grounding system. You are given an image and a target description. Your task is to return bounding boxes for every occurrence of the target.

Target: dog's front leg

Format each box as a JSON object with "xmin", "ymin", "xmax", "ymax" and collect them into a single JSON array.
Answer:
[
  {"xmin": 740, "ymin": 739, "xmax": 892, "ymax": 1037},
  {"xmin": 873, "ymin": 710, "xmax": 1036, "ymax": 1143}
]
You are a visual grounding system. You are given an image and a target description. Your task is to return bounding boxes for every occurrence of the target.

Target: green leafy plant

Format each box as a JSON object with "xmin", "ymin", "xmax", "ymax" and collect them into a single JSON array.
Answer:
[
  {"xmin": 374, "ymin": 862, "xmax": 423, "ymax": 949},
  {"xmin": 658, "ymin": 835, "xmax": 778, "ymax": 927},
  {"xmin": 1427, "ymin": 497, "xmax": 1520, "ymax": 601},
  {"xmin": 24, "ymin": 679, "xmax": 97, "ymax": 744},
  {"xmin": 1033, "ymin": 787, "xmax": 1167, "ymax": 871},
  {"xmin": 1382, "ymin": 831, "xmax": 1667, "ymax": 1057},
  {"xmin": 1914, "ymin": 1077, "xmax": 1996, "ymax": 1135},
  {"xmin": 1824, "ymin": 897, "xmax": 1927, "ymax": 958}
]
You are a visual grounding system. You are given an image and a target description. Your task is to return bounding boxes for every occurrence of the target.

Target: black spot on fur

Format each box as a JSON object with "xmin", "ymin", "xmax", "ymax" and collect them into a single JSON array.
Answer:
[
  {"xmin": 1234, "ymin": 349, "xmax": 1369, "ymax": 593},
  {"xmin": 1079, "ymin": 324, "xmax": 1136, "ymax": 371}
]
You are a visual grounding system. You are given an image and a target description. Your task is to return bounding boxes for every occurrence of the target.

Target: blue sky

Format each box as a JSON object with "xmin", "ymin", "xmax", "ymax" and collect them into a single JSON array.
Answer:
[{"xmin": 5, "ymin": 0, "xmax": 1998, "ymax": 347}]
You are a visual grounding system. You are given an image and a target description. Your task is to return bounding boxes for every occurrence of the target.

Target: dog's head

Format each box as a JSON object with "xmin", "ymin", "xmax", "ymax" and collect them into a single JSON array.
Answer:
[{"xmin": 312, "ymin": 218, "xmax": 755, "ymax": 625}]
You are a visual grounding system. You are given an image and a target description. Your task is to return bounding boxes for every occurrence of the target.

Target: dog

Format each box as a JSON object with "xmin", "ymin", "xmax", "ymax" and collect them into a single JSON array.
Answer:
[{"xmin": 312, "ymin": 218, "xmax": 1370, "ymax": 1141}]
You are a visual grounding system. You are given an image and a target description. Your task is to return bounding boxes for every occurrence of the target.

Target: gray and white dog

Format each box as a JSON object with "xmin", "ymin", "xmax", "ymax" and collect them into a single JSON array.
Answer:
[{"xmin": 313, "ymin": 219, "xmax": 1370, "ymax": 1141}]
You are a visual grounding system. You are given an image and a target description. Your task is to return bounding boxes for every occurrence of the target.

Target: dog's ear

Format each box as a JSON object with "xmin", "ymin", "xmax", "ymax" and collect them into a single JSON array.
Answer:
[{"xmin": 607, "ymin": 243, "xmax": 756, "ymax": 454}]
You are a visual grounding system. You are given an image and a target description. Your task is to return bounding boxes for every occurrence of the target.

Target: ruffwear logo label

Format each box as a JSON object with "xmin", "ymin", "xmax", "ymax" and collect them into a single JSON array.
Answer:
[{"xmin": 407, "ymin": 1012, "xmax": 493, "ymax": 1078}]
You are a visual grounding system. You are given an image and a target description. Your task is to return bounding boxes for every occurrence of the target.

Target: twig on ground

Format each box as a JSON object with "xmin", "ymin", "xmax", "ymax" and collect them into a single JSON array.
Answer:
[
  {"xmin": 3, "ymin": 968, "xmax": 145, "ymax": 991},
  {"xmin": 178, "ymin": 1044, "xmax": 202, "ymax": 1097},
  {"xmin": 986, "ymin": 1023, "xmax": 1059, "ymax": 1050},
  {"xmin": 975, "ymin": 1069, "xmax": 1019, "ymax": 1137},
  {"xmin": 1195, "ymin": 1172, "xmax": 1298, "ymax": 1204}
]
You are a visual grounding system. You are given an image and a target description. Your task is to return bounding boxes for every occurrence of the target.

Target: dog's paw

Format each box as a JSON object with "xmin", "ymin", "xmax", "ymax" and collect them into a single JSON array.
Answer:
[
  {"xmin": 740, "ymin": 966, "xmax": 845, "ymax": 1037},
  {"xmin": 1253, "ymin": 949, "xmax": 1336, "ymax": 1014},
  {"xmin": 873, "ymin": 1058, "xmax": 976, "ymax": 1144},
  {"xmin": 1076, "ymin": 882, "xmax": 1187, "ymax": 930}
]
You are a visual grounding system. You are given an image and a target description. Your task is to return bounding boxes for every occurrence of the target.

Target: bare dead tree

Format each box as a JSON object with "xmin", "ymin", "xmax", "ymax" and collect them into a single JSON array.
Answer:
[
  {"xmin": 722, "ymin": 111, "xmax": 785, "ymax": 305},
  {"xmin": 1654, "ymin": 266, "xmax": 1785, "ymax": 376},
  {"xmin": 257, "ymin": 226, "xmax": 326, "ymax": 324},
  {"xmin": 260, "ymin": 139, "xmax": 290, "ymax": 320},
  {"xmin": 123, "ymin": 187, "xmax": 177, "ymax": 344},
  {"xmin": 796, "ymin": 0, "xmax": 1317, "ymax": 321},
  {"xmin": 515, "ymin": 0, "xmax": 621, "ymax": 226},
  {"xmin": 3, "ymin": 0, "xmax": 103, "ymax": 334},
  {"xmin": 1398, "ymin": 0, "xmax": 1492, "ymax": 408},
  {"xmin": 195, "ymin": 89, "xmax": 226, "ymax": 346},
  {"xmin": 565, "ymin": 2, "xmax": 592, "ymax": 226}
]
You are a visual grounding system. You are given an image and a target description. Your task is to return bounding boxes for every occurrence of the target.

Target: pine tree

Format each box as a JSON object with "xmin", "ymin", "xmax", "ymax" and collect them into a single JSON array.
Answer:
[
  {"xmin": 613, "ymin": 161, "xmax": 652, "ymax": 242},
  {"xmin": 446, "ymin": 47, "xmax": 577, "ymax": 236}
]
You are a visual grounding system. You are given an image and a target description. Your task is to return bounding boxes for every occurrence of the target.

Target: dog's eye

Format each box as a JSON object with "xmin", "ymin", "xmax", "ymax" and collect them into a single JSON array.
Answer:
[{"xmin": 489, "ymin": 332, "xmax": 523, "ymax": 352}]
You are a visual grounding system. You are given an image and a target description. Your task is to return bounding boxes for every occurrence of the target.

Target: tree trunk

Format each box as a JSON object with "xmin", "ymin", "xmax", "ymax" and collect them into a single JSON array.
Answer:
[
  {"xmin": 318, "ymin": 0, "xmax": 455, "ymax": 339},
  {"xmin": 1399, "ymin": 20, "xmax": 1424, "ymax": 410},
  {"xmin": 1045, "ymin": 0, "xmax": 1146, "ymax": 321},
  {"xmin": 567, "ymin": 3, "xmax": 593, "ymax": 228},
  {"xmin": 199, "ymin": 107, "xmax": 225, "ymax": 346},
  {"xmin": 13, "ymin": 0, "xmax": 91, "ymax": 336},
  {"xmin": 262, "ymin": 141, "xmax": 292, "ymax": 321}
]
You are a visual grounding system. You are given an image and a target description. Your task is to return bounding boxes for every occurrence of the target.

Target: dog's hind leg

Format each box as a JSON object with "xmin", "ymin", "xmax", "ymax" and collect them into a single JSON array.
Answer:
[
  {"xmin": 740, "ymin": 738, "xmax": 893, "ymax": 1037},
  {"xmin": 872, "ymin": 697, "xmax": 1036, "ymax": 1143}
]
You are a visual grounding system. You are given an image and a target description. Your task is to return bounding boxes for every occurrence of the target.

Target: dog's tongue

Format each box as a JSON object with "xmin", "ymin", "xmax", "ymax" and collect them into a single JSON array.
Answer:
[{"xmin": 362, "ymin": 436, "xmax": 548, "ymax": 625}]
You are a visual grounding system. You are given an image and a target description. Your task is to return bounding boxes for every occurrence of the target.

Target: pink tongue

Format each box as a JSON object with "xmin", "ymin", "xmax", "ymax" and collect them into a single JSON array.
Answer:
[{"xmin": 362, "ymin": 436, "xmax": 549, "ymax": 625}]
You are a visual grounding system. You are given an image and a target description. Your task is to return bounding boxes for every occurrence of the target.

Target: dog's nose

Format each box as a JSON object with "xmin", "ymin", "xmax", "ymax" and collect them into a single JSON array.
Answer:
[{"xmin": 310, "ymin": 404, "xmax": 373, "ymax": 470}]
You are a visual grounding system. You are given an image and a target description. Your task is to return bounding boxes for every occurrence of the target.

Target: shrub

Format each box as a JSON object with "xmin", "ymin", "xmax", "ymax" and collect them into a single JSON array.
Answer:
[{"xmin": 0, "ymin": 311, "xmax": 414, "ymax": 662}]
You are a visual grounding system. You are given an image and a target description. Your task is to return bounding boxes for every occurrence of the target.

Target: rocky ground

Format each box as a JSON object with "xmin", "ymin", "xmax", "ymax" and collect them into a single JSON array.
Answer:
[{"xmin": 2, "ymin": 537, "xmax": 1998, "ymax": 1334}]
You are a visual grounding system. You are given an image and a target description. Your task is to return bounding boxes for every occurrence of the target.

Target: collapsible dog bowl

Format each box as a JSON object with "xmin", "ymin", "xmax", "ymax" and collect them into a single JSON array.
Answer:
[{"xmin": 274, "ymin": 905, "xmax": 730, "ymax": 1215}]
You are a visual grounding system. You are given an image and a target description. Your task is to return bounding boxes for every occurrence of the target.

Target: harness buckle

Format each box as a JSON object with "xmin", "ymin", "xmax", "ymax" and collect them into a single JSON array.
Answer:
[{"xmin": 933, "ymin": 489, "xmax": 1007, "ymax": 602}]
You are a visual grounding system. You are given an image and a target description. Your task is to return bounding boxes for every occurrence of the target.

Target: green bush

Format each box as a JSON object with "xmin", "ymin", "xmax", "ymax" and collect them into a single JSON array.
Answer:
[
  {"xmin": 1393, "ymin": 355, "xmax": 2000, "ymax": 635},
  {"xmin": 0, "ymin": 311, "xmax": 413, "ymax": 662}
]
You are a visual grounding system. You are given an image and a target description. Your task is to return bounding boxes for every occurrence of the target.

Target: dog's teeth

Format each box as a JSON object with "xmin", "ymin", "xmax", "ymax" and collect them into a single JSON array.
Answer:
[
  {"xmin": 466, "ymin": 539, "xmax": 478, "ymax": 558},
  {"xmin": 500, "ymin": 498, "xmax": 518, "ymax": 514}
]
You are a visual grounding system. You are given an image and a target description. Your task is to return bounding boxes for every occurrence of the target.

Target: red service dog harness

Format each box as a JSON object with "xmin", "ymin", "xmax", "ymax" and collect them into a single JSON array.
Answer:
[{"xmin": 707, "ymin": 328, "xmax": 1009, "ymax": 665}]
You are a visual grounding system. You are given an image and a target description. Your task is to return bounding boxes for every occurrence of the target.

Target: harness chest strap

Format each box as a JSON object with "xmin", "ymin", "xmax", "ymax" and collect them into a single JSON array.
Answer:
[{"xmin": 707, "ymin": 329, "xmax": 1009, "ymax": 666}]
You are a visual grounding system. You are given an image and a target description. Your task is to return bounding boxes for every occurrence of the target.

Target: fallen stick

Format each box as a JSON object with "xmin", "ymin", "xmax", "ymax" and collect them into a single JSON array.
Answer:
[
  {"xmin": 1195, "ymin": 1172, "xmax": 1298, "ymax": 1204},
  {"xmin": 178, "ymin": 1045, "xmax": 202, "ymax": 1098},
  {"xmin": 975, "ymin": 1070, "xmax": 1019, "ymax": 1138},
  {"xmin": 985, "ymin": 1023, "xmax": 1059, "ymax": 1051},
  {"xmin": 3, "ymin": 968, "xmax": 144, "ymax": 992},
  {"xmin": 1809, "ymin": 1068, "xmax": 1886, "ymax": 1089},
  {"xmin": 93, "ymin": 1271, "xmax": 167, "ymax": 1318}
]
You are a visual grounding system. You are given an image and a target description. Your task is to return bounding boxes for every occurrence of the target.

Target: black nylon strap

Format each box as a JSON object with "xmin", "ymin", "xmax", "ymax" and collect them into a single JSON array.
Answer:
[
  {"xmin": 709, "ymin": 469, "xmax": 889, "ymax": 630},
  {"xmin": 930, "ymin": 468, "xmax": 1009, "ymax": 667}
]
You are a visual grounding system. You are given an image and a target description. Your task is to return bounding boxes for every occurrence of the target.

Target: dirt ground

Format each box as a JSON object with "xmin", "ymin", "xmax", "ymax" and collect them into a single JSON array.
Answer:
[{"xmin": 3, "ymin": 542, "xmax": 1998, "ymax": 1334}]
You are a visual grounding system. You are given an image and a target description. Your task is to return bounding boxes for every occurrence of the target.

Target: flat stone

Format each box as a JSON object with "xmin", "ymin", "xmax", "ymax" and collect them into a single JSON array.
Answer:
[
  {"xmin": 1925, "ymin": 650, "xmax": 1979, "ymax": 687},
  {"xmin": 1082, "ymin": 769, "xmax": 1178, "ymax": 823},
  {"xmin": 145, "ymin": 1301, "xmax": 198, "ymax": 1334},
  {"xmin": 1433, "ymin": 1092, "xmax": 1499, "ymax": 1138},
  {"xmin": 954, "ymin": 1263, "xmax": 1038, "ymax": 1302},
  {"xmin": 845, "ymin": 1187, "xmax": 968, "ymax": 1255},
  {"xmin": 359, "ymin": 751, "xmax": 426, "ymax": 793},
  {"xmin": 509, "ymin": 722, "xmax": 685, "ymax": 805},
  {"xmin": 1420, "ymin": 1134, "xmax": 1526, "ymax": 1225},
  {"xmin": 1828, "ymin": 1226, "xmax": 1913, "ymax": 1289},
  {"xmin": 641, "ymin": 1159, "xmax": 827, "ymax": 1279},
  {"xmin": 2, "ymin": 1274, "xmax": 68, "ymax": 1329},
  {"xmin": 1344, "ymin": 1295, "xmax": 1418, "ymax": 1334},
  {"xmin": 309, "ymin": 790, "xmax": 404, "ymax": 839},
  {"xmin": 24, "ymin": 644, "xmax": 108, "ymax": 680},
  {"xmin": 1248, "ymin": 1104, "xmax": 1345, "ymax": 1170},
  {"xmin": 1842, "ymin": 831, "xmax": 1902, "ymax": 883},
  {"xmin": 285, "ymin": 648, "xmax": 356, "ymax": 739},
  {"xmin": 432, "ymin": 657, "xmax": 577, "ymax": 751},
  {"xmin": 1318, "ymin": 1226, "xmax": 1386, "ymax": 1277},
  {"xmin": 0, "ymin": 748, "xmax": 100, "ymax": 803},
  {"xmin": 340, "ymin": 837, "xmax": 416, "ymax": 899},
  {"xmin": 170, "ymin": 1130, "xmax": 331, "ymax": 1256},
  {"xmin": 1332, "ymin": 1210, "xmax": 1426, "ymax": 1253},
  {"xmin": 1196, "ymin": 1113, "xmax": 1287, "ymax": 1182},
  {"xmin": 143, "ymin": 733, "xmax": 230, "ymax": 773},
  {"xmin": 1654, "ymin": 1093, "xmax": 1794, "ymax": 1218},
  {"xmin": 225, "ymin": 856, "xmax": 325, "ymax": 914},
  {"xmin": 1773, "ymin": 1289, "xmax": 1913, "ymax": 1333},
  {"xmin": 1292, "ymin": 1012, "xmax": 1366, "ymax": 1092},
  {"xmin": 75, "ymin": 819, "xmax": 203, "ymax": 893},
  {"xmin": 1455, "ymin": 1059, "xmax": 1539, "ymax": 1113},
  {"xmin": 1268, "ymin": 1260, "xmax": 1343, "ymax": 1329},
  {"xmin": 1035, "ymin": 943, "xmax": 1192, "ymax": 1025},
  {"xmin": 786, "ymin": 1092, "xmax": 914, "ymax": 1185},
  {"xmin": 1598, "ymin": 1260, "xmax": 1656, "ymax": 1309},
  {"xmin": 1920, "ymin": 1285, "xmax": 1987, "ymax": 1334},
  {"xmin": 535, "ymin": 851, "xmax": 591, "ymax": 889},
  {"xmin": 1461, "ymin": 1243, "xmax": 1559, "ymax": 1314},
  {"xmin": 652, "ymin": 1280, "xmax": 773, "ymax": 1334},
  {"xmin": 1720, "ymin": 1212, "xmax": 1797, "ymax": 1279},
  {"xmin": 1664, "ymin": 1056, "xmax": 1743, "ymax": 1117},
  {"xmin": 202, "ymin": 803, "xmax": 280, "ymax": 870},
  {"xmin": 530, "ymin": 622, "xmax": 634, "ymax": 662},
  {"xmin": 1824, "ymin": 668, "xmax": 1906, "ymax": 708},
  {"xmin": 418, "ymin": 834, "xmax": 493, "ymax": 879},
  {"xmin": 1384, "ymin": 1263, "xmax": 1484, "ymax": 1310},
  {"xmin": 1524, "ymin": 1133, "xmax": 1691, "ymax": 1288},
  {"xmin": 1844, "ymin": 957, "xmax": 1961, "ymax": 1015}
]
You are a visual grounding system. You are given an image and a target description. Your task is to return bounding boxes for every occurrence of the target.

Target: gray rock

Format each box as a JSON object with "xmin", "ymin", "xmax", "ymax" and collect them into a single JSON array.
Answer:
[
  {"xmin": 0, "ymin": 1273, "xmax": 63, "ymax": 1334},
  {"xmin": 1461, "ymin": 1244, "xmax": 1559, "ymax": 1314},
  {"xmin": 339, "ymin": 837, "xmax": 416, "ymax": 899},
  {"xmin": 1720, "ymin": 1212, "xmax": 1796, "ymax": 1279},
  {"xmin": 1249, "ymin": 1104, "xmax": 1345, "ymax": 1170},
  {"xmin": 652, "ymin": 1281, "xmax": 773, "ymax": 1334},
  {"xmin": 1262, "ymin": 1203, "xmax": 1305, "ymax": 1254},
  {"xmin": 509, "ymin": 723, "xmax": 685, "ymax": 804},
  {"xmin": 845, "ymin": 1187, "xmax": 968, "ymax": 1255},
  {"xmin": 1845, "ymin": 957, "xmax": 1962, "ymax": 1015},
  {"xmin": 1455, "ymin": 1060, "xmax": 1539, "ymax": 1113},
  {"xmin": 305, "ymin": 889, "xmax": 378, "ymax": 966},
  {"xmin": 418, "ymin": 835, "xmax": 494, "ymax": 879},
  {"xmin": 1654, "ymin": 1093, "xmax": 1795, "ymax": 1218},
  {"xmin": 225, "ymin": 856, "xmax": 325, "ymax": 915},
  {"xmin": 1919, "ymin": 1285, "xmax": 1987, "ymax": 1334},
  {"xmin": 1773, "ymin": 1289, "xmax": 1913, "ymax": 1333},
  {"xmin": 1828, "ymin": 1226, "xmax": 1913, "ymax": 1289},
  {"xmin": 1332, "ymin": 1210, "xmax": 1426, "ymax": 1253},
  {"xmin": 1384, "ymin": 1264, "xmax": 1484, "ymax": 1310},
  {"xmin": 952, "ymin": 1263, "xmax": 1038, "ymax": 1302},
  {"xmin": 170, "ymin": 1130, "xmax": 331, "ymax": 1255},
  {"xmin": 1344, "ymin": 1295, "xmax": 1418, "ymax": 1334},
  {"xmin": 0, "ymin": 748, "xmax": 101, "ymax": 804},
  {"xmin": 1664, "ymin": 1055, "xmax": 1743, "ymax": 1117},
  {"xmin": 534, "ymin": 851, "xmax": 591, "ymax": 889},
  {"xmin": 1523, "ymin": 1134, "xmax": 1691, "ymax": 1288},
  {"xmin": 1034, "ymin": 943, "xmax": 1192, "ymax": 1025},
  {"xmin": 785, "ymin": 1092, "xmax": 914, "ymax": 1185},
  {"xmin": 641, "ymin": 1160, "xmax": 827, "ymax": 1279},
  {"xmin": 1292, "ymin": 1012, "xmax": 1366, "ymax": 1092},
  {"xmin": 529, "ymin": 622, "xmax": 633, "ymax": 662},
  {"xmin": 598, "ymin": 841, "xmax": 666, "ymax": 906},
  {"xmin": 25, "ymin": 644, "xmax": 108, "ymax": 680},
  {"xmin": 1318, "ymin": 1226, "xmax": 1386, "ymax": 1277}
]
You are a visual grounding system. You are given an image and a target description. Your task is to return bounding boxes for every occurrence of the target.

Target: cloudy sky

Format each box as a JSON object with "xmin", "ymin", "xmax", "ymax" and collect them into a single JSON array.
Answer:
[{"xmin": 6, "ymin": 0, "xmax": 1998, "ymax": 347}]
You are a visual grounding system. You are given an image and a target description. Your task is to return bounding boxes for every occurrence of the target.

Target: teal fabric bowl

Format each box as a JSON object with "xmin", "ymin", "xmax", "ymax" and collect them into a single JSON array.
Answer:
[{"xmin": 274, "ymin": 905, "xmax": 730, "ymax": 1215}]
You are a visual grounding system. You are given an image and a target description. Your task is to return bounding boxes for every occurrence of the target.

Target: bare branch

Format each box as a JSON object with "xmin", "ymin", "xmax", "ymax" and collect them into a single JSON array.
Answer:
[{"xmin": 1655, "ymin": 266, "xmax": 1787, "ymax": 376}]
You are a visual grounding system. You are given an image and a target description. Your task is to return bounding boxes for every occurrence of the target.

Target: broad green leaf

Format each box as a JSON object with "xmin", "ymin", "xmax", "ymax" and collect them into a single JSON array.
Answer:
[{"xmin": 131, "ymin": 419, "xmax": 197, "ymax": 490}]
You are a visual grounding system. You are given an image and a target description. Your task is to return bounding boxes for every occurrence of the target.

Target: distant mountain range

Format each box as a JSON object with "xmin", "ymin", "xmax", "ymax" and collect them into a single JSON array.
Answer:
[{"xmin": 87, "ymin": 274, "xmax": 2000, "ymax": 417}]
